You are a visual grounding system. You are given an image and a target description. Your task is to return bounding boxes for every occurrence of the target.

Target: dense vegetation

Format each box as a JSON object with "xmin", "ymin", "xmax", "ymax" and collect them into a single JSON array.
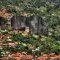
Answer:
[{"xmin": 0, "ymin": 0, "xmax": 60, "ymax": 58}]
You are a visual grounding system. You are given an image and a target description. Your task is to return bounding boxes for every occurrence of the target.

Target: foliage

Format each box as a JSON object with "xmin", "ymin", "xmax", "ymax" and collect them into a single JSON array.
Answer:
[
  {"xmin": 0, "ymin": 30, "xmax": 60, "ymax": 57},
  {"xmin": 0, "ymin": 0, "xmax": 60, "ymax": 57}
]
